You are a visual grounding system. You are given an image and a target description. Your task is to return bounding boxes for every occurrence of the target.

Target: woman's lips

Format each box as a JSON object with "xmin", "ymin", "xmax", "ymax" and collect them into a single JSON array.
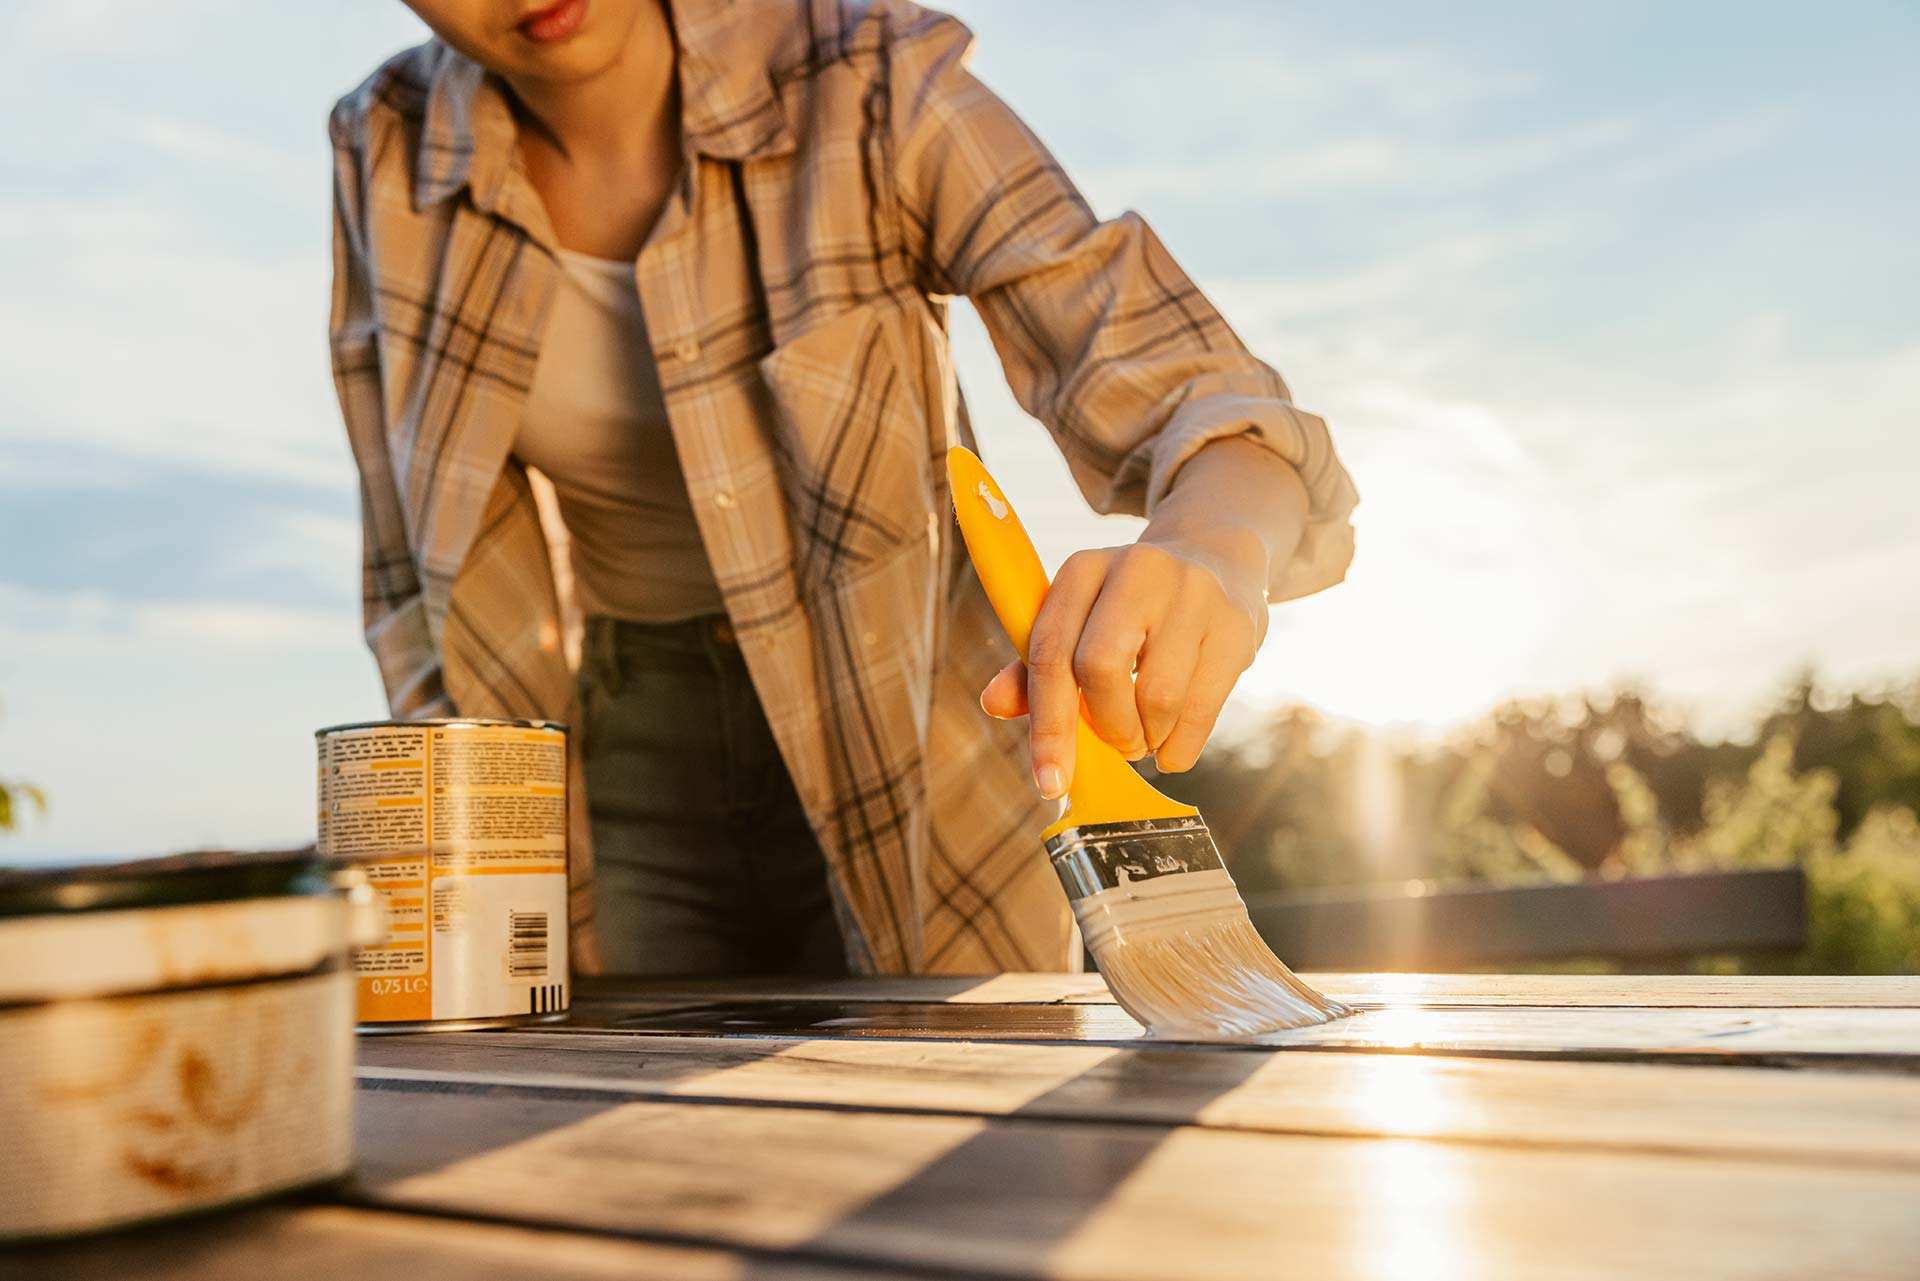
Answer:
[{"xmin": 519, "ymin": 0, "xmax": 587, "ymax": 43}]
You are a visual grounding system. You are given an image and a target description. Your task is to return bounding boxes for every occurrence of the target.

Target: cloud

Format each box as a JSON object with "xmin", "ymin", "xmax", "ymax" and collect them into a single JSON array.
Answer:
[
  {"xmin": 0, "ymin": 582, "xmax": 381, "ymax": 860},
  {"xmin": 220, "ymin": 511, "xmax": 361, "ymax": 585},
  {"xmin": 0, "ymin": 3, "xmax": 421, "ymax": 486},
  {"xmin": 1082, "ymin": 116, "xmax": 1641, "ymax": 207},
  {"xmin": 1210, "ymin": 222, "xmax": 1572, "ymax": 321},
  {"xmin": 1211, "ymin": 316, "xmax": 1920, "ymax": 729},
  {"xmin": 0, "ymin": 239, "xmax": 346, "ymax": 483},
  {"xmin": 0, "ymin": 584, "xmax": 352, "ymax": 657}
]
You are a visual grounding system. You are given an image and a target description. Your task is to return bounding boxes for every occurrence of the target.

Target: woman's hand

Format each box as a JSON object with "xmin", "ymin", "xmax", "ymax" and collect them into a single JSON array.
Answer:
[
  {"xmin": 980, "ymin": 528, "xmax": 1271, "ymax": 798},
  {"xmin": 979, "ymin": 436, "xmax": 1310, "ymax": 799}
]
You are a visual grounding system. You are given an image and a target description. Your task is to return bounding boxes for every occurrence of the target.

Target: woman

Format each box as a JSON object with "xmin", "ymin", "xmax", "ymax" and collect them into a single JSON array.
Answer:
[{"xmin": 329, "ymin": 0, "xmax": 1358, "ymax": 978}]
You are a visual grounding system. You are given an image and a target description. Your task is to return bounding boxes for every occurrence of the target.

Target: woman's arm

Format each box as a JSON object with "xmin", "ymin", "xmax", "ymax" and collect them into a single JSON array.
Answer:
[
  {"xmin": 883, "ymin": 3, "xmax": 1357, "ymax": 795},
  {"xmin": 329, "ymin": 106, "xmax": 453, "ymax": 719}
]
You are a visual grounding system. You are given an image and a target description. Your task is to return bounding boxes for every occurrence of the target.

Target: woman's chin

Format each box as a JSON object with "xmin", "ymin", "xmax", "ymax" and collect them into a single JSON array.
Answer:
[{"xmin": 505, "ymin": 37, "xmax": 628, "ymax": 85}]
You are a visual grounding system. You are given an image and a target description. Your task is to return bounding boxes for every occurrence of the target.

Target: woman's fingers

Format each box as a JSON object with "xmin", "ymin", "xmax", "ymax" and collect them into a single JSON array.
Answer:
[
  {"xmin": 989, "ymin": 541, "xmax": 1263, "ymax": 793},
  {"xmin": 980, "ymin": 661, "xmax": 1028, "ymax": 718},
  {"xmin": 1132, "ymin": 612, "xmax": 1202, "ymax": 754},
  {"xmin": 1024, "ymin": 551, "xmax": 1109, "ymax": 798},
  {"xmin": 1073, "ymin": 587, "xmax": 1151, "ymax": 761},
  {"xmin": 1153, "ymin": 633, "xmax": 1248, "ymax": 773},
  {"xmin": 1073, "ymin": 544, "xmax": 1195, "ymax": 759}
]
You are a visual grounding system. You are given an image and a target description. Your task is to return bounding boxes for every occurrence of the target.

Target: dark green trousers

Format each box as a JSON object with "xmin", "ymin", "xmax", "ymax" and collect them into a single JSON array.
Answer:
[{"xmin": 579, "ymin": 615, "xmax": 848, "ymax": 977}]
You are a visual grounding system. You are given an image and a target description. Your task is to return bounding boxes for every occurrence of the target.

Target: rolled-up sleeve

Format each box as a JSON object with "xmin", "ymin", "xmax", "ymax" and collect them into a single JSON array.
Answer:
[{"xmin": 880, "ymin": 2, "xmax": 1358, "ymax": 601}]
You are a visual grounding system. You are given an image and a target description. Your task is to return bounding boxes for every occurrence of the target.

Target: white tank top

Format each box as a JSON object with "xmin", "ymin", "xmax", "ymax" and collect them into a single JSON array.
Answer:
[{"xmin": 514, "ymin": 249, "xmax": 725, "ymax": 623}]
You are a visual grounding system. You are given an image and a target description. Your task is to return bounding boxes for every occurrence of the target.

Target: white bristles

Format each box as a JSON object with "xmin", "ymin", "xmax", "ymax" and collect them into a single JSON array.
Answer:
[{"xmin": 1071, "ymin": 868, "xmax": 1352, "ymax": 1040}]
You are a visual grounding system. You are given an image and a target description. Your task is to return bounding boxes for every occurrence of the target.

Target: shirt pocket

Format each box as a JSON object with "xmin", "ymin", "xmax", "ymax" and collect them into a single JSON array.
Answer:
[{"xmin": 758, "ymin": 300, "xmax": 939, "ymax": 594}]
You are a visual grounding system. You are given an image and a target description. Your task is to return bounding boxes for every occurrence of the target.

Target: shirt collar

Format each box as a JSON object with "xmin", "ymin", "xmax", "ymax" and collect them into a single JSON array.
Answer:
[{"xmin": 412, "ymin": 0, "xmax": 801, "ymax": 215}]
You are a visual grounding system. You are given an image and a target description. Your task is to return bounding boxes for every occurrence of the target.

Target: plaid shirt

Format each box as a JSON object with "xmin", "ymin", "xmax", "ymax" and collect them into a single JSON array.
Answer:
[{"xmin": 328, "ymin": 0, "xmax": 1358, "ymax": 976}]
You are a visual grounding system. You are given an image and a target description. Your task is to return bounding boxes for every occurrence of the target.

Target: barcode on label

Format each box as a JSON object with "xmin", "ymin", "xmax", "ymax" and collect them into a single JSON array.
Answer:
[{"xmin": 507, "ymin": 910, "xmax": 549, "ymax": 978}]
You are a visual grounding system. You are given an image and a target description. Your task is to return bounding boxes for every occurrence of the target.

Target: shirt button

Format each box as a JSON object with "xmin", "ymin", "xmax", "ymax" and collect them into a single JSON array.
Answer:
[
  {"xmin": 674, "ymin": 338, "xmax": 701, "ymax": 362},
  {"xmin": 713, "ymin": 490, "xmax": 736, "ymax": 509},
  {"xmin": 862, "ymin": 631, "xmax": 879, "ymax": 647}
]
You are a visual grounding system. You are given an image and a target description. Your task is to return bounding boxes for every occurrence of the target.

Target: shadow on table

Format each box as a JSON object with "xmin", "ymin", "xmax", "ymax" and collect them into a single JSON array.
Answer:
[
  {"xmin": 347, "ymin": 1032, "xmax": 809, "ymax": 1179},
  {"xmin": 740, "ymin": 1047, "xmax": 1273, "ymax": 1278}
]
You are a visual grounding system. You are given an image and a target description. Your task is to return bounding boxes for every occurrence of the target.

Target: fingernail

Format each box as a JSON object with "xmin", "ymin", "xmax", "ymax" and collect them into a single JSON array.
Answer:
[{"xmin": 1036, "ymin": 763, "xmax": 1066, "ymax": 799}]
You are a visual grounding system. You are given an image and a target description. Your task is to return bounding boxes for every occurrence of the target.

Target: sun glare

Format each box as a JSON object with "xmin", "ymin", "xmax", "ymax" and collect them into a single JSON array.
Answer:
[
  {"xmin": 1355, "ymin": 1139, "xmax": 1474, "ymax": 1281},
  {"xmin": 1239, "ymin": 554, "xmax": 1539, "ymax": 731},
  {"xmin": 1346, "ymin": 1054, "xmax": 1460, "ymax": 1135}
]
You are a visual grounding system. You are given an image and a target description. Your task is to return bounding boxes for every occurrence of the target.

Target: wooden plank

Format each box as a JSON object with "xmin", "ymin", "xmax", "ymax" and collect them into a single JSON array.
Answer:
[
  {"xmin": 548, "ymin": 996, "xmax": 1920, "ymax": 1067},
  {"xmin": 358, "ymin": 1032, "xmax": 1920, "ymax": 1168},
  {"xmin": 557, "ymin": 993, "xmax": 1150, "ymax": 1039},
  {"xmin": 1247, "ymin": 868, "xmax": 1807, "ymax": 968},
  {"xmin": 346, "ymin": 1084, "xmax": 1920, "ymax": 1280},
  {"xmin": 9, "ymin": 1202, "xmax": 910, "ymax": 1281},
  {"xmin": 1304, "ymin": 973, "xmax": 1920, "ymax": 1008},
  {"xmin": 574, "ymin": 973, "xmax": 1118, "ymax": 1007},
  {"xmin": 580, "ymin": 973, "xmax": 1920, "ymax": 1010},
  {"xmin": 1260, "ymin": 1005, "xmax": 1920, "ymax": 1065}
]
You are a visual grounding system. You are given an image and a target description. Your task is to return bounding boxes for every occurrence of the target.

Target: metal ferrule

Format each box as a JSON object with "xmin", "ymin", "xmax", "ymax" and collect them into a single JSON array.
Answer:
[{"xmin": 1043, "ymin": 817, "xmax": 1225, "ymax": 901}]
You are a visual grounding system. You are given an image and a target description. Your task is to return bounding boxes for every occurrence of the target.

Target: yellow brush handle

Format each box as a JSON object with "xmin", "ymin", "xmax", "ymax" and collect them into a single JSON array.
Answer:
[{"xmin": 946, "ymin": 447, "xmax": 1196, "ymax": 838}]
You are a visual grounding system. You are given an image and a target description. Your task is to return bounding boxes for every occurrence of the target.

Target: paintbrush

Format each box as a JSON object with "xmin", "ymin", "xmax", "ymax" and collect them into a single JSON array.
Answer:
[{"xmin": 948, "ymin": 446, "xmax": 1351, "ymax": 1039}]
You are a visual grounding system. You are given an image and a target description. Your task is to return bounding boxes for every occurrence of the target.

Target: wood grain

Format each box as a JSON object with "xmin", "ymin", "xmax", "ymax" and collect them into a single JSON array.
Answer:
[
  {"xmin": 8, "ymin": 1203, "xmax": 920, "ymax": 1281},
  {"xmin": 1258, "ymin": 1004, "xmax": 1920, "ymax": 1065},
  {"xmin": 556, "ymin": 994, "xmax": 1920, "ymax": 1066},
  {"xmin": 1307, "ymin": 973, "xmax": 1920, "ymax": 1008},
  {"xmin": 574, "ymin": 973, "xmax": 1118, "ymax": 1007},
  {"xmin": 357, "ymin": 1032, "xmax": 1920, "ymax": 1168},
  {"xmin": 583, "ymin": 972, "xmax": 1920, "ymax": 1009},
  {"xmin": 31, "ymin": 973, "xmax": 1920, "ymax": 1281},
  {"xmin": 348, "ymin": 1085, "xmax": 1920, "ymax": 1281}
]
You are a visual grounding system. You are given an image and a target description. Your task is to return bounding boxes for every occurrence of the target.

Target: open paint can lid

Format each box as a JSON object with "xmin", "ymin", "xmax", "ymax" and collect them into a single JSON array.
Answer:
[
  {"xmin": 0, "ymin": 847, "xmax": 331, "ymax": 919},
  {"xmin": 0, "ymin": 850, "xmax": 366, "ymax": 1005}
]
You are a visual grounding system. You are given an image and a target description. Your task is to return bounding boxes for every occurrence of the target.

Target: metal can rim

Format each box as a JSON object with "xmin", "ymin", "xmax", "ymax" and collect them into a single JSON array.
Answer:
[
  {"xmin": 315, "ymin": 717, "xmax": 569, "ymax": 736},
  {"xmin": 0, "ymin": 849, "xmax": 332, "ymax": 919}
]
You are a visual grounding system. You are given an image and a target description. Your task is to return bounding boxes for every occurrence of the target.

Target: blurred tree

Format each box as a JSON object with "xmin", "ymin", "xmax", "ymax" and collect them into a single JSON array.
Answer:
[
  {"xmin": 1760, "ymin": 676, "xmax": 1920, "ymax": 835},
  {"xmin": 1159, "ymin": 707, "xmax": 1363, "ymax": 892},
  {"xmin": 1172, "ymin": 669, "xmax": 1920, "ymax": 972},
  {"xmin": 1802, "ymin": 805, "xmax": 1920, "ymax": 974},
  {"xmin": 0, "ymin": 698, "xmax": 48, "ymax": 833},
  {"xmin": 0, "ymin": 780, "xmax": 47, "ymax": 832}
]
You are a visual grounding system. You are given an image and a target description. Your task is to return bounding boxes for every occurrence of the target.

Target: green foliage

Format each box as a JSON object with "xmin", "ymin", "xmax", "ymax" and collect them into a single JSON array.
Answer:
[
  {"xmin": 1761, "ymin": 677, "xmax": 1920, "ymax": 832},
  {"xmin": 1159, "ymin": 673, "xmax": 1920, "ymax": 974},
  {"xmin": 1802, "ymin": 806, "xmax": 1920, "ymax": 974},
  {"xmin": 0, "ymin": 779, "xmax": 49, "ymax": 833},
  {"xmin": 0, "ymin": 698, "xmax": 48, "ymax": 833},
  {"xmin": 1613, "ymin": 735, "xmax": 1920, "ymax": 974},
  {"xmin": 1677, "ymin": 736, "xmax": 1840, "ymax": 873}
]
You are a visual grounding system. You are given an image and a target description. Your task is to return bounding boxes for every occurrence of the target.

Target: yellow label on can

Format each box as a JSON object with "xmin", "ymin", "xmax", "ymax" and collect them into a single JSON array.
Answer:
[{"xmin": 317, "ymin": 721, "xmax": 569, "ymax": 1024}]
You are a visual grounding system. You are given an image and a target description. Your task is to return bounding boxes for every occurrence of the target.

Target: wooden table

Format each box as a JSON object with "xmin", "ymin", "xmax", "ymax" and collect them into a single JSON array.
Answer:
[{"xmin": 21, "ymin": 973, "xmax": 1920, "ymax": 1280}]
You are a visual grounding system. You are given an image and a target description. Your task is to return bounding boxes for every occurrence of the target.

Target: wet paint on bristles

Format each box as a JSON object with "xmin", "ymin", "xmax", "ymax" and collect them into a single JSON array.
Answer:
[{"xmin": 1047, "ymin": 818, "xmax": 1352, "ymax": 1039}]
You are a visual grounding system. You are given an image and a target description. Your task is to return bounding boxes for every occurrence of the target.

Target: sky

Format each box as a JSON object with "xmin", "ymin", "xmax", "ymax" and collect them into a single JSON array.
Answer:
[{"xmin": 2, "ymin": 1, "xmax": 1917, "ymax": 860}]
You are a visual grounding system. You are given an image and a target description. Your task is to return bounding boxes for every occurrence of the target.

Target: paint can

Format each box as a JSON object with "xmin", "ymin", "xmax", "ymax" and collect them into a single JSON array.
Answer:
[
  {"xmin": 0, "ymin": 849, "xmax": 372, "ymax": 1240},
  {"xmin": 316, "ymin": 718, "xmax": 571, "ymax": 1031}
]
